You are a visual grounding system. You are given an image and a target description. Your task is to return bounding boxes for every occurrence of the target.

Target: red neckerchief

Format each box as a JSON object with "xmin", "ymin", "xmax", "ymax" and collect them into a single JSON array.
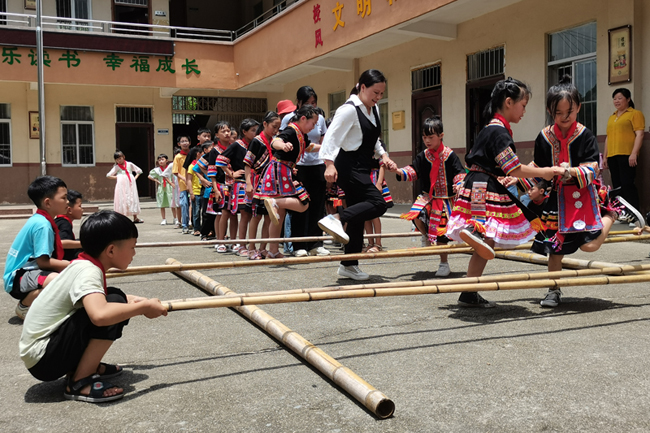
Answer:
[
  {"xmin": 256, "ymin": 132, "xmax": 272, "ymax": 154},
  {"xmin": 159, "ymin": 163, "xmax": 169, "ymax": 188},
  {"xmin": 493, "ymin": 113, "xmax": 513, "ymax": 137},
  {"xmin": 425, "ymin": 143, "xmax": 446, "ymax": 217},
  {"xmin": 75, "ymin": 252, "xmax": 107, "ymax": 294},
  {"xmin": 553, "ymin": 121, "xmax": 578, "ymax": 165},
  {"xmin": 287, "ymin": 123, "xmax": 307, "ymax": 162},
  {"xmin": 180, "ymin": 149, "xmax": 188, "ymax": 155},
  {"xmin": 36, "ymin": 209, "xmax": 64, "ymax": 260},
  {"xmin": 117, "ymin": 161, "xmax": 132, "ymax": 182},
  {"xmin": 216, "ymin": 141, "xmax": 228, "ymax": 153},
  {"xmin": 532, "ymin": 197, "xmax": 546, "ymax": 205}
]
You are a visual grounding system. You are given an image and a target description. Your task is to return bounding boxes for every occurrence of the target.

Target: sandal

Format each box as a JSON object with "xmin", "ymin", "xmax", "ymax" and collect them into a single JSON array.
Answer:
[
  {"xmin": 215, "ymin": 244, "xmax": 227, "ymax": 253},
  {"xmin": 259, "ymin": 249, "xmax": 269, "ymax": 258},
  {"xmin": 97, "ymin": 362, "xmax": 123, "ymax": 379},
  {"xmin": 248, "ymin": 250, "xmax": 262, "ymax": 260},
  {"xmin": 266, "ymin": 251, "xmax": 285, "ymax": 259},
  {"xmin": 193, "ymin": 231, "xmax": 201, "ymax": 236},
  {"xmin": 133, "ymin": 218, "xmax": 144, "ymax": 224},
  {"xmin": 64, "ymin": 374, "xmax": 124, "ymax": 403},
  {"xmin": 366, "ymin": 245, "xmax": 380, "ymax": 253},
  {"xmin": 232, "ymin": 244, "xmax": 242, "ymax": 253},
  {"xmin": 238, "ymin": 248, "xmax": 249, "ymax": 257}
]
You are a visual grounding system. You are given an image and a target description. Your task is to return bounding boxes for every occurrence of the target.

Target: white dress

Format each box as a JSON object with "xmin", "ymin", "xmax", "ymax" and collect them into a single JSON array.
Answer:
[{"xmin": 107, "ymin": 161, "xmax": 142, "ymax": 216}]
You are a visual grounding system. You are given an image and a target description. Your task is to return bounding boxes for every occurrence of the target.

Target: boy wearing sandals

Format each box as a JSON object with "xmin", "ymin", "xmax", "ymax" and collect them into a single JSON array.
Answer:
[{"xmin": 19, "ymin": 210, "xmax": 167, "ymax": 403}]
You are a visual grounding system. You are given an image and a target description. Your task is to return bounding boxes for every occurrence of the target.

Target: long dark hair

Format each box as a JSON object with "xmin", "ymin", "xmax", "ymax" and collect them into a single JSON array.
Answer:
[
  {"xmin": 612, "ymin": 88, "xmax": 635, "ymax": 109},
  {"xmin": 483, "ymin": 77, "xmax": 531, "ymax": 121},
  {"xmin": 258, "ymin": 111, "xmax": 280, "ymax": 134},
  {"xmin": 296, "ymin": 86, "xmax": 317, "ymax": 108},
  {"xmin": 350, "ymin": 69, "xmax": 386, "ymax": 96},
  {"xmin": 289, "ymin": 105, "xmax": 319, "ymax": 123}
]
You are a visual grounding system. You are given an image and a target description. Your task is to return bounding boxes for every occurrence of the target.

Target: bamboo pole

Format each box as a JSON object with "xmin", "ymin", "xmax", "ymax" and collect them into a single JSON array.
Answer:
[
  {"xmin": 136, "ymin": 232, "xmax": 421, "ymax": 248},
  {"xmin": 164, "ymin": 272, "xmax": 650, "ymax": 311},
  {"xmin": 494, "ymin": 250, "xmax": 648, "ymax": 271},
  {"xmin": 107, "ymin": 233, "xmax": 650, "ymax": 278},
  {"xmin": 164, "ymin": 262, "xmax": 650, "ymax": 305},
  {"xmin": 166, "ymin": 258, "xmax": 395, "ymax": 419}
]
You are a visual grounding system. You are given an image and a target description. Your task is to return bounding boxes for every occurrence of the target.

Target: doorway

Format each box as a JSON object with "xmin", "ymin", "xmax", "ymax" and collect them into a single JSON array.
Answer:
[
  {"xmin": 411, "ymin": 88, "xmax": 441, "ymax": 201},
  {"xmin": 113, "ymin": 0, "xmax": 150, "ymax": 34},
  {"xmin": 116, "ymin": 123, "xmax": 154, "ymax": 199},
  {"xmin": 466, "ymin": 75, "xmax": 503, "ymax": 153}
]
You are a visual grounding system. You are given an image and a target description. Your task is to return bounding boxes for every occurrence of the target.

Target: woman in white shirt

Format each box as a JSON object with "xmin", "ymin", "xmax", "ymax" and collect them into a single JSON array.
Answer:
[{"xmin": 318, "ymin": 69, "xmax": 397, "ymax": 280}]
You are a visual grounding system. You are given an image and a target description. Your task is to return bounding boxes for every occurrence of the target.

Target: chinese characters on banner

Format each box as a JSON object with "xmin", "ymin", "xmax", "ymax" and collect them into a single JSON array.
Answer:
[
  {"xmin": 1, "ymin": 46, "xmax": 200, "ymax": 76},
  {"xmin": 321, "ymin": 0, "xmax": 398, "ymax": 47},
  {"xmin": 314, "ymin": 4, "xmax": 323, "ymax": 48}
]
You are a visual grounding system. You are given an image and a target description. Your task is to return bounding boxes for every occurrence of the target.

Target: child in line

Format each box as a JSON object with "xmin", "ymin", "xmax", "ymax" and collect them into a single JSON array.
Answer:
[
  {"xmin": 173, "ymin": 136, "xmax": 191, "ymax": 232},
  {"xmin": 198, "ymin": 122, "xmax": 233, "ymax": 250},
  {"xmin": 185, "ymin": 147, "xmax": 203, "ymax": 236},
  {"xmin": 106, "ymin": 151, "xmax": 143, "ymax": 223},
  {"xmin": 4, "ymin": 176, "xmax": 71, "ymax": 319},
  {"xmin": 393, "ymin": 115, "xmax": 466, "ymax": 277},
  {"xmin": 244, "ymin": 111, "xmax": 281, "ymax": 259},
  {"xmin": 148, "ymin": 153, "xmax": 175, "ymax": 225},
  {"xmin": 525, "ymin": 180, "xmax": 549, "ymax": 218},
  {"xmin": 256, "ymin": 105, "xmax": 317, "ymax": 258},
  {"xmin": 216, "ymin": 119, "xmax": 260, "ymax": 255},
  {"xmin": 445, "ymin": 78, "xmax": 560, "ymax": 307},
  {"xmin": 55, "ymin": 189, "xmax": 84, "ymax": 261},
  {"xmin": 19, "ymin": 210, "xmax": 167, "ymax": 403},
  {"xmin": 188, "ymin": 128, "xmax": 214, "ymax": 239},
  {"xmin": 524, "ymin": 76, "xmax": 644, "ymax": 307},
  {"xmin": 170, "ymin": 148, "xmax": 181, "ymax": 228},
  {"xmin": 365, "ymin": 141, "xmax": 393, "ymax": 253}
]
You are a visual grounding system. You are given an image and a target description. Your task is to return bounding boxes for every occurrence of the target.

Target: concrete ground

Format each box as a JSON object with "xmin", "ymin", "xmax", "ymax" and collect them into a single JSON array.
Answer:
[{"xmin": 1, "ymin": 201, "xmax": 650, "ymax": 432}]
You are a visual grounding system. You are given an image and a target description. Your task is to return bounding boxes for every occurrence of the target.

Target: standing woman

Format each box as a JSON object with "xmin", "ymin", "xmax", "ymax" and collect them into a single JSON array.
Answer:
[
  {"xmin": 282, "ymin": 86, "xmax": 330, "ymax": 257},
  {"xmin": 318, "ymin": 69, "xmax": 397, "ymax": 281},
  {"xmin": 603, "ymin": 88, "xmax": 646, "ymax": 223}
]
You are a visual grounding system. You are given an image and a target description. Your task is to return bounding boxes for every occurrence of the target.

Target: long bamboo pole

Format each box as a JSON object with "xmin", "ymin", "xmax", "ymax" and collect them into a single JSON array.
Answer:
[
  {"xmin": 107, "ymin": 233, "xmax": 650, "ymax": 278},
  {"xmin": 167, "ymin": 258, "xmax": 395, "ymax": 419},
  {"xmin": 164, "ymin": 262, "xmax": 650, "ymax": 305},
  {"xmin": 494, "ymin": 250, "xmax": 648, "ymax": 271},
  {"xmin": 136, "ymin": 232, "xmax": 421, "ymax": 248},
  {"xmin": 164, "ymin": 272, "xmax": 650, "ymax": 311}
]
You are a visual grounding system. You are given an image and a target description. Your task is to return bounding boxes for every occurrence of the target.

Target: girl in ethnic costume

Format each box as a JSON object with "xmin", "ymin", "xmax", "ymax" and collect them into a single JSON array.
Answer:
[
  {"xmin": 446, "ymin": 78, "xmax": 560, "ymax": 307},
  {"xmin": 197, "ymin": 121, "xmax": 234, "ymax": 252},
  {"xmin": 393, "ymin": 115, "xmax": 465, "ymax": 277},
  {"xmin": 215, "ymin": 119, "xmax": 260, "ymax": 255},
  {"xmin": 523, "ymin": 76, "xmax": 644, "ymax": 307},
  {"xmin": 256, "ymin": 105, "xmax": 317, "ymax": 258},
  {"xmin": 364, "ymin": 141, "xmax": 393, "ymax": 253},
  {"xmin": 244, "ymin": 111, "xmax": 281, "ymax": 260},
  {"xmin": 147, "ymin": 153, "xmax": 175, "ymax": 225},
  {"xmin": 106, "ymin": 151, "xmax": 143, "ymax": 223}
]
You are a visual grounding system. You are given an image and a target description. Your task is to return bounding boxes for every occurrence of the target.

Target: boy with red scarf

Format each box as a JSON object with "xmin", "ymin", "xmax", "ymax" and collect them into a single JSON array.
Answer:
[
  {"xmin": 20, "ymin": 210, "xmax": 167, "ymax": 403},
  {"xmin": 393, "ymin": 116, "xmax": 465, "ymax": 277},
  {"xmin": 4, "ymin": 176, "xmax": 71, "ymax": 320},
  {"xmin": 55, "ymin": 189, "xmax": 84, "ymax": 261}
]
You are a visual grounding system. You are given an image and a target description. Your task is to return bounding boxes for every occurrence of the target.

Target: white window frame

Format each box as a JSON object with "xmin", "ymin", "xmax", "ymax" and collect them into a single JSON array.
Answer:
[
  {"xmin": 0, "ymin": 103, "xmax": 11, "ymax": 167},
  {"xmin": 60, "ymin": 106, "xmax": 95, "ymax": 167}
]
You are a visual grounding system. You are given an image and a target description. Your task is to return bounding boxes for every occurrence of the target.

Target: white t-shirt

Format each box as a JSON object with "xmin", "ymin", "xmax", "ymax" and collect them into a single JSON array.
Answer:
[{"xmin": 20, "ymin": 260, "xmax": 105, "ymax": 369}]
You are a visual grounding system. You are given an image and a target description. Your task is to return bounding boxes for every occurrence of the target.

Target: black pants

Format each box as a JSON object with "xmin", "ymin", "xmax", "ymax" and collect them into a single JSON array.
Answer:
[
  {"xmin": 200, "ymin": 195, "xmax": 215, "ymax": 237},
  {"xmin": 292, "ymin": 164, "xmax": 327, "ymax": 252},
  {"xmin": 608, "ymin": 155, "xmax": 639, "ymax": 209},
  {"xmin": 28, "ymin": 287, "xmax": 129, "ymax": 382},
  {"xmin": 337, "ymin": 167, "xmax": 387, "ymax": 266}
]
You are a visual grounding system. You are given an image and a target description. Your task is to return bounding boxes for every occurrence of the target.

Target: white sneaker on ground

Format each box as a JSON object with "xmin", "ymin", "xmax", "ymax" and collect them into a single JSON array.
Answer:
[
  {"xmin": 160, "ymin": 219, "xmax": 167, "ymax": 225},
  {"xmin": 435, "ymin": 262, "xmax": 451, "ymax": 277},
  {"xmin": 264, "ymin": 198, "xmax": 280, "ymax": 225},
  {"xmin": 293, "ymin": 249, "xmax": 308, "ymax": 257},
  {"xmin": 15, "ymin": 301, "xmax": 29, "ymax": 320},
  {"xmin": 309, "ymin": 246, "xmax": 330, "ymax": 256},
  {"xmin": 318, "ymin": 215, "xmax": 349, "ymax": 245},
  {"xmin": 540, "ymin": 289, "xmax": 562, "ymax": 307},
  {"xmin": 337, "ymin": 265, "xmax": 369, "ymax": 280},
  {"xmin": 173, "ymin": 218, "xmax": 179, "ymax": 225}
]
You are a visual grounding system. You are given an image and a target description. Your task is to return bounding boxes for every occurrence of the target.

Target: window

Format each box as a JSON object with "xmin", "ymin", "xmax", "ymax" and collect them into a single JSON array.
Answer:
[
  {"xmin": 0, "ymin": 0, "xmax": 6, "ymax": 26},
  {"xmin": 61, "ymin": 106, "xmax": 94, "ymax": 166},
  {"xmin": 56, "ymin": 0, "xmax": 91, "ymax": 31},
  {"xmin": 328, "ymin": 91, "xmax": 346, "ymax": 119},
  {"xmin": 116, "ymin": 107, "xmax": 152, "ymax": 123},
  {"xmin": 412, "ymin": 64, "xmax": 441, "ymax": 92},
  {"xmin": 548, "ymin": 22, "xmax": 597, "ymax": 133},
  {"xmin": 467, "ymin": 46, "xmax": 504, "ymax": 82},
  {"xmin": 0, "ymin": 104, "xmax": 10, "ymax": 166}
]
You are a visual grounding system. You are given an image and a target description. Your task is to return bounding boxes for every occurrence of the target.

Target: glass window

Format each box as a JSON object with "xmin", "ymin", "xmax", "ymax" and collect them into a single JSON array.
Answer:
[
  {"xmin": 547, "ymin": 22, "xmax": 597, "ymax": 133},
  {"xmin": 61, "ymin": 106, "xmax": 94, "ymax": 166},
  {"xmin": 0, "ymin": 103, "xmax": 10, "ymax": 166},
  {"xmin": 328, "ymin": 91, "xmax": 346, "ymax": 119}
]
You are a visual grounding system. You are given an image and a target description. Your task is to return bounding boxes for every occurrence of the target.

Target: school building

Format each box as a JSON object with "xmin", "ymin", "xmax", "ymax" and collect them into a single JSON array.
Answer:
[{"xmin": 0, "ymin": 0, "xmax": 648, "ymax": 208}]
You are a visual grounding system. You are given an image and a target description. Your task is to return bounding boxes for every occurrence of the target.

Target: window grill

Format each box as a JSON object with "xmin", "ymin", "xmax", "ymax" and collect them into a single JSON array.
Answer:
[
  {"xmin": 172, "ymin": 96, "xmax": 268, "ymax": 126},
  {"xmin": 116, "ymin": 107, "xmax": 152, "ymax": 123},
  {"xmin": 0, "ymin": 103, "xmax": 10, "ymax": 166},
  {"xmin": 411, "ymin": 64, "xmax": 441, "ymax": 92},
  {"xmin": 61, "ymin": 106, "xmax": 94, "ymax": 166},
  {"xmin": 115, "ymin": 0, "xmax": 147, "ymax": 6},
  {"xmin": 467, "ymin": 46, "xmax": 504, "ymax": 82}
]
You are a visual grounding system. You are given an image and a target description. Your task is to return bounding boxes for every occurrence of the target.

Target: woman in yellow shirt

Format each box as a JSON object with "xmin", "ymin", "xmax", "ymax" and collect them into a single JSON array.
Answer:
[{"xmin": 603, "ymin": 88, "xmax": 646, "ymax": 221}]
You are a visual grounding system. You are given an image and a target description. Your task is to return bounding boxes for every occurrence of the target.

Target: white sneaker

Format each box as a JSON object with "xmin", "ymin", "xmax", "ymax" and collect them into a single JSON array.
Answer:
[
  {"xmin": 173, "ymin": 218, "xmax": 179, "ymax": 225},
  {"xmin": 435, "ymin": 262, "xmax": 451, "ymax": 277},
  {"xmin": 264, "ymin": 198, "xmax": 280, "ymax": 226},
  {"xmin": 160, "ymin": 219, "xmax": 167, "ymax": 225},
  {"xmin": 309, "ymin": 246, "xmax": 330, "ymax": 256},
  {"xmin": 293, "ymin": 249, "xmax": 308, "ymax": 257},
  {"xmin": 15, "ymin": 301, "xmax": 29, "ymax": 320},
  {"xmin": 337, "ymin": 265, "xmax": 369, "ymax": 280},
  {"xmin": 318, "ymin": 215, "xmax": 349, "ymax": 245},
  {"xmin": 540, "ymin": 289, "xmax": 562, "ymax": 307}
]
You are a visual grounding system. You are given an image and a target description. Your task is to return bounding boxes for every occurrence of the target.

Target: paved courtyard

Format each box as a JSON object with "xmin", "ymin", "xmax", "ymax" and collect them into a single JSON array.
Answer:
[{"xmin": 1, "ymin": 201, "xmax": 650, "ymax": 432}]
